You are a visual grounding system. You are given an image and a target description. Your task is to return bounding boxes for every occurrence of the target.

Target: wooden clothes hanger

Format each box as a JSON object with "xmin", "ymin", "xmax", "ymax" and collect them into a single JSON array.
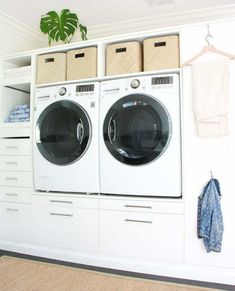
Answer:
[{"xmin": 181, "ymin": 25, "xmax": 235, "ymax": 67}]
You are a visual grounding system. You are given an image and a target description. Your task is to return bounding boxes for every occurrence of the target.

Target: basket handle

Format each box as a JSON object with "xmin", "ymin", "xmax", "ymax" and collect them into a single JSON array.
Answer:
[
  {"xmin": 154, "ymin": 41, "xmax": 166, "ymax": 47},
  {"xmin": 45, "ymin": 58, "xmax": 55, "ymax": 63},
  {"xmin": 75, "ymin": 53, "xmax": 85, "ymax": 58},
  {"xmin": 116, "ymin": 47, "xmax": 127, "ymax": 53}
]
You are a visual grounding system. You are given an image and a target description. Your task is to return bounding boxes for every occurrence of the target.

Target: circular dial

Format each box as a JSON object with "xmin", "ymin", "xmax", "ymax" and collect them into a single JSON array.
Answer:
[
  {"xmin": 59, "ymin": 87, "xmax": 67, "ymax": 96},
  {"xmin": 130, "ymin": 79, "xmax": 140, "ymax": 89}
]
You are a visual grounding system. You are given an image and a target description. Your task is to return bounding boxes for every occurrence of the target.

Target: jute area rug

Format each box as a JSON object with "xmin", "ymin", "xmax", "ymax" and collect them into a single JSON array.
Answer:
[{"xmin": 0, "ymin": 256, "xmax": 220, "ymax": 291}]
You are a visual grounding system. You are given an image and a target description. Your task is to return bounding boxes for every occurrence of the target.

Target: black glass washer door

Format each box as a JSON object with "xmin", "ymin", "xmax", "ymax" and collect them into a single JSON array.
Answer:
[
  {"xmin": 36, "ymin": 100, "xmax": 91, "ymax": 165},
  {"xmin": 103, "ymin": 94, "xmax": 171, "ymax": 166}
]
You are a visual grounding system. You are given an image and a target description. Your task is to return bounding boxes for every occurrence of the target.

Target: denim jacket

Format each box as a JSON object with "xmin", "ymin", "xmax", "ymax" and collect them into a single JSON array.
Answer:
[{"xmin": 197, "ymin": 178, "xmax": 224, "ymax": 252}]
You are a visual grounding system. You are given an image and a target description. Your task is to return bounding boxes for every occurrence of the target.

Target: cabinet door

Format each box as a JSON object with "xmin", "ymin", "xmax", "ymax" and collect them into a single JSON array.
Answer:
[
  {"xmin": 100, "ymin": 210, "xmax": 184, "ymax": 263},
  {"xmin": 0, "ymin": 202, "xmax": 31, "ymax": 243},
  {"xmin": 31, "ymin": 205, "xmax": 99, "ymax": 253}
]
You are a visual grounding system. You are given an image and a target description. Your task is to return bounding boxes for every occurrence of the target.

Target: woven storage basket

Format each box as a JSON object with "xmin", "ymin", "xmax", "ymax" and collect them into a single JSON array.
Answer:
[
  {"xmin": 67, "ymin": 47, "xmax": 97, "ymax": 80},
  {"xmin": 144, "ymin": 35, "xmax": 179, "ymax": 71},
  {"xmin": 37, "ymin": 53, "xmax": 66, "ymax": 84},
  {"xmin": 106, "ymin": 41, "xmax": 142, "ymax": 76}
]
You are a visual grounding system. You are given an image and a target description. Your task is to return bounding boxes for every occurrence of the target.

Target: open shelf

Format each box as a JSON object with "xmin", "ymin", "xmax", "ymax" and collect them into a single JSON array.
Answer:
[
  {"xmin": 2, "ymin": 76, "xmax": 31, "ymax": 90},
  {"xmin": 0, "ymin": 55, "xmax": 32, "ymax": 137}
]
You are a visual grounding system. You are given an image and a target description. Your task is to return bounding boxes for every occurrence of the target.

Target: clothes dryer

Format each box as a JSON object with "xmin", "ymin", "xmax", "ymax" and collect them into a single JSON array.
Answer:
[
  {"xmin": 99, "ymin": 74, "xmax": 181, "ymax": 197},
  {"xmin": 34, "ymin": 83, "xmax": 99, "ymax": 193}
]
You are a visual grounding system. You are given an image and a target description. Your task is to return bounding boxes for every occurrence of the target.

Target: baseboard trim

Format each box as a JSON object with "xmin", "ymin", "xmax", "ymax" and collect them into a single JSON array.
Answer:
[
  {"xmin": 0, "ymin": 242, "xmax": 234, "ymax": 288},
  {"xmin": 0, "ymin": 249, "xmax": 233, "ymax": 290}
]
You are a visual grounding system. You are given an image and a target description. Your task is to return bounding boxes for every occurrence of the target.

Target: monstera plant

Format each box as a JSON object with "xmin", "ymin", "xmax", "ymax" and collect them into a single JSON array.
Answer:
[{"xmin": 40, "ymin": 9, "xmax": 87, "ymax": 45}]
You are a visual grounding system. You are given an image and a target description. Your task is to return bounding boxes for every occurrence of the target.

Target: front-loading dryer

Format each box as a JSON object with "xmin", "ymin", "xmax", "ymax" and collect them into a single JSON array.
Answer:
[
  {"xmin": 34, "ymin": 83, "xmax": 99, "ymax": 193},
  {"xmin": 100, "ymin": 74, "xmax": 181, "ymax": 197}
]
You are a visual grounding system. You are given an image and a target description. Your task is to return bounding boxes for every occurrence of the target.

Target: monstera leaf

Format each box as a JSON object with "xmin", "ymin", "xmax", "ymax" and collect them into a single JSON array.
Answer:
[{"xmin": 40, "ymin": 9, "xmax": 87, "ymax": 45}]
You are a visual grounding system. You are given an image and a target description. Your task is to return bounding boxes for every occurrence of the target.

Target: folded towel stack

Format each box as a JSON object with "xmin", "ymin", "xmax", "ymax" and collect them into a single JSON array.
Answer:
[{"xmin": 5, "ymin": 104, "xmax": 30, "ymax": 123}]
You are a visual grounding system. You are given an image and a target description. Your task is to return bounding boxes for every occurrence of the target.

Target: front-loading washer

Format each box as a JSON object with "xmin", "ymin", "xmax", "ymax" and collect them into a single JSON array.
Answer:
[
  {"xmin": 33, "ymin": 82, "xmax": 99, "ymax": 193},
  {"xmin": 99, "ymin": 74, "xmax": 181, "ymax": 197}
]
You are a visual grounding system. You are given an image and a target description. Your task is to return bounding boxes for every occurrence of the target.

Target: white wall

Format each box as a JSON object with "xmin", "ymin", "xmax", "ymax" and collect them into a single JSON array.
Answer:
[
  {"xmin": 0, "ymin": 10, "xmax": 44, "ymax": 56},
  {"xmin": 181, "ymin": 21, "xmax": 235, "ymax": 271}
]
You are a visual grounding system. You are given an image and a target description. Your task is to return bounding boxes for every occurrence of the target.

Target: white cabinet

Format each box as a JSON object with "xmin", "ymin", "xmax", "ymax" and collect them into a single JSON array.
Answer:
[
  {"xmin": 31, "ymin": 196, "xmax": 99, "ymax": 253},
  {"xmin": 100, "ymin": 199, "xmax": 184, "ymax": 263},
  {"xmin": 0, "ymin": 202, "xmax": 31, "ymax": 243},
  {"xmin": 0, "ymin": 138, "xmax": 32, "ymax": 203}
]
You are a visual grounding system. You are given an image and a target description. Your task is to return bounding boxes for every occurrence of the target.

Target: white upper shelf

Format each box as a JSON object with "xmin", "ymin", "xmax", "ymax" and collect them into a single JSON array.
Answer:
[{"xmin": 35, "ymin": 68, "xmax": 181, "ymax": 88}]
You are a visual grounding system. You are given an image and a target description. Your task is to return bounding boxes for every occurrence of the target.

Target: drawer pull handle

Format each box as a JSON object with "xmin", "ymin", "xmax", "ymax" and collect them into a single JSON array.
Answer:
[
  {"xmin": 6, "ymin": 146, "xmax": 18, "ymax": 149},
  {"xmin": 125, "ymin": 219, "xmax": 152, "ymax": 224},
  {"xmin": 124, "ymin": 205, "xmax": 152, "ymax": 209},
  {"xmin": 6, "ymin": 193, "xmax": 18, "ymax": 197},
  {"xmin": 49, "ymin": 213, "xmax": 73, "ymax": 217},
  {"xmin": 5, "ymin": 162, "xmax": 18, "ymax": 165},
  {"xmin": 49, "ymin": 200, "xmax": 73, "ymax": 204},
  {"xmin": 6, "ymin": 177, "xmax": 18, "ymax": 181},
  {"xmin": 6, "ymin": 208, "xmax": 19, "ymax": 212}
]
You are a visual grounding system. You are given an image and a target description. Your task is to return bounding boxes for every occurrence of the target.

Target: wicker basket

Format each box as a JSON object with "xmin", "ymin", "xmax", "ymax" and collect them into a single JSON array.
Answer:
[
  {"xmin": 106, "ymin": 41, "xmax": 142, "ymax": 76},
  {"xmin": 67, "ymin": 47, "xmax": 97, "ymax": 80},
  {"xmin": 143, "ymin": 35, "xmax": 179, "ymax": 71},
  {"xmin": 36, "ymin": 53, "xmax": 66, "ymax": 84}
]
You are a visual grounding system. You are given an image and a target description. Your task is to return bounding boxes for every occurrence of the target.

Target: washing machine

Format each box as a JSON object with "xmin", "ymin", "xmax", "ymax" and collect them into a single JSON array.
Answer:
[
  {"xmin": 33, "ymin": 82, "xmax": 99, "ymax": 193},
  {"xmin": 100, "ymin": 74, "xmax": 181, "ymax": 197}
]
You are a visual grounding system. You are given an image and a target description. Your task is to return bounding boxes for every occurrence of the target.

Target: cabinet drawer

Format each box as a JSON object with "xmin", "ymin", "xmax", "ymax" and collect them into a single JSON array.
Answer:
[
  {"xmin": 0, "ymin": 156, "xmax": 31, "ymax": 171},
  {"xmin": 0, "ymin": 186, "xmax": 31, "ymax": 203},
  {"xmin": 0, "ymin": 171, "xmax": 33, "ymax": 188},
  {"xmin": 31, "ymin": 205, "xmax": 99, "ymax": 252},
  {"xmin": 0, "ymin": 202, "xmax": 31, "ymax": 243},
  {"xmin": 100, "ymin": 199, "xmax": 184, "ymax": 214},
  {"xmin": 31, "ymin": 194, "xmax": 99, "ymax": 209},
  {"xmin": 0, "ymin": 138, "xmax": 31, "ymax": 156},
  {"xmin": 100, "ymin": 210, "xmax": 184, "ymax": 262}
]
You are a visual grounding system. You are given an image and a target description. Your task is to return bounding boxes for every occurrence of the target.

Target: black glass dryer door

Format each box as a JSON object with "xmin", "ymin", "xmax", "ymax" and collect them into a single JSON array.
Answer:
[
  {"xmin": 36, "ymin": 100, "xmax": 91, "ymax": 165},
  {"xmin": 103, "ymin": 94, "xmax": 171, "ymax": 166}
]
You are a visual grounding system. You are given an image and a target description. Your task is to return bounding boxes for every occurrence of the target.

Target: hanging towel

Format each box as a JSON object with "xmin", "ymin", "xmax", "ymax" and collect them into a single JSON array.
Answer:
[
  {"xmin": 197, "ymin": 178, "xmax": 224, "ymax": 252},
  {"xmin": 192, "ymin": 59, "xmax": 230, "ymax": 137}
]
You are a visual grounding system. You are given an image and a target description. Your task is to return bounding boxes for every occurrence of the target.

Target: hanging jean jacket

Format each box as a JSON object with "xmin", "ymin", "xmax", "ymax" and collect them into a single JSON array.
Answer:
[{"xmin": 197, "ymin": 178, "xmax": 224, "ymax": 252}]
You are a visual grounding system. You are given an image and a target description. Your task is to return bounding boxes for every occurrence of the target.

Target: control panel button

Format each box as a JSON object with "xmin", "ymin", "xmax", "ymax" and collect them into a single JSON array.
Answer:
[
  {"xmin": 130, "ymin": 79, "xmax": 140, "ymax": 89},
  {"xmin": 58, "ymin": 87, "xmax": 67, "ymax": 96}
]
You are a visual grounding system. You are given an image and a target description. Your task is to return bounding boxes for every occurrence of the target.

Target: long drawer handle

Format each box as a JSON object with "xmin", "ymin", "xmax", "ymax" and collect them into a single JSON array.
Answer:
[
  {"xmin": 6, "ymin": 208, "xmax": 19, "ymax": 212},
  {"xmin": 49, "ymin": 213, "xmax": 73, "ymax": 217},
  {"xmin": 5, "ymin": 161, "xmax": 18, "ymax": 165},
  {"xmin": 6, "ymin": 177, "xmax": 18, "ymax": 181},
  {"xmin": 6, "ymin": 146, "xmax": 18, "ymax": 149},
  {"xmin": 124, "ymin": 204, "xmax": 152, "ymax": 209},
  {"xmin": 125, "ymin": 219, "xmax": 152, "ymax": 224},
  {"xmin": 49, "ymin": 200, "xmax": 73, "ymax": 204},
  {"xmin": 5, "ymin": 193, "xmax": 18, "ymax": 197}
]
